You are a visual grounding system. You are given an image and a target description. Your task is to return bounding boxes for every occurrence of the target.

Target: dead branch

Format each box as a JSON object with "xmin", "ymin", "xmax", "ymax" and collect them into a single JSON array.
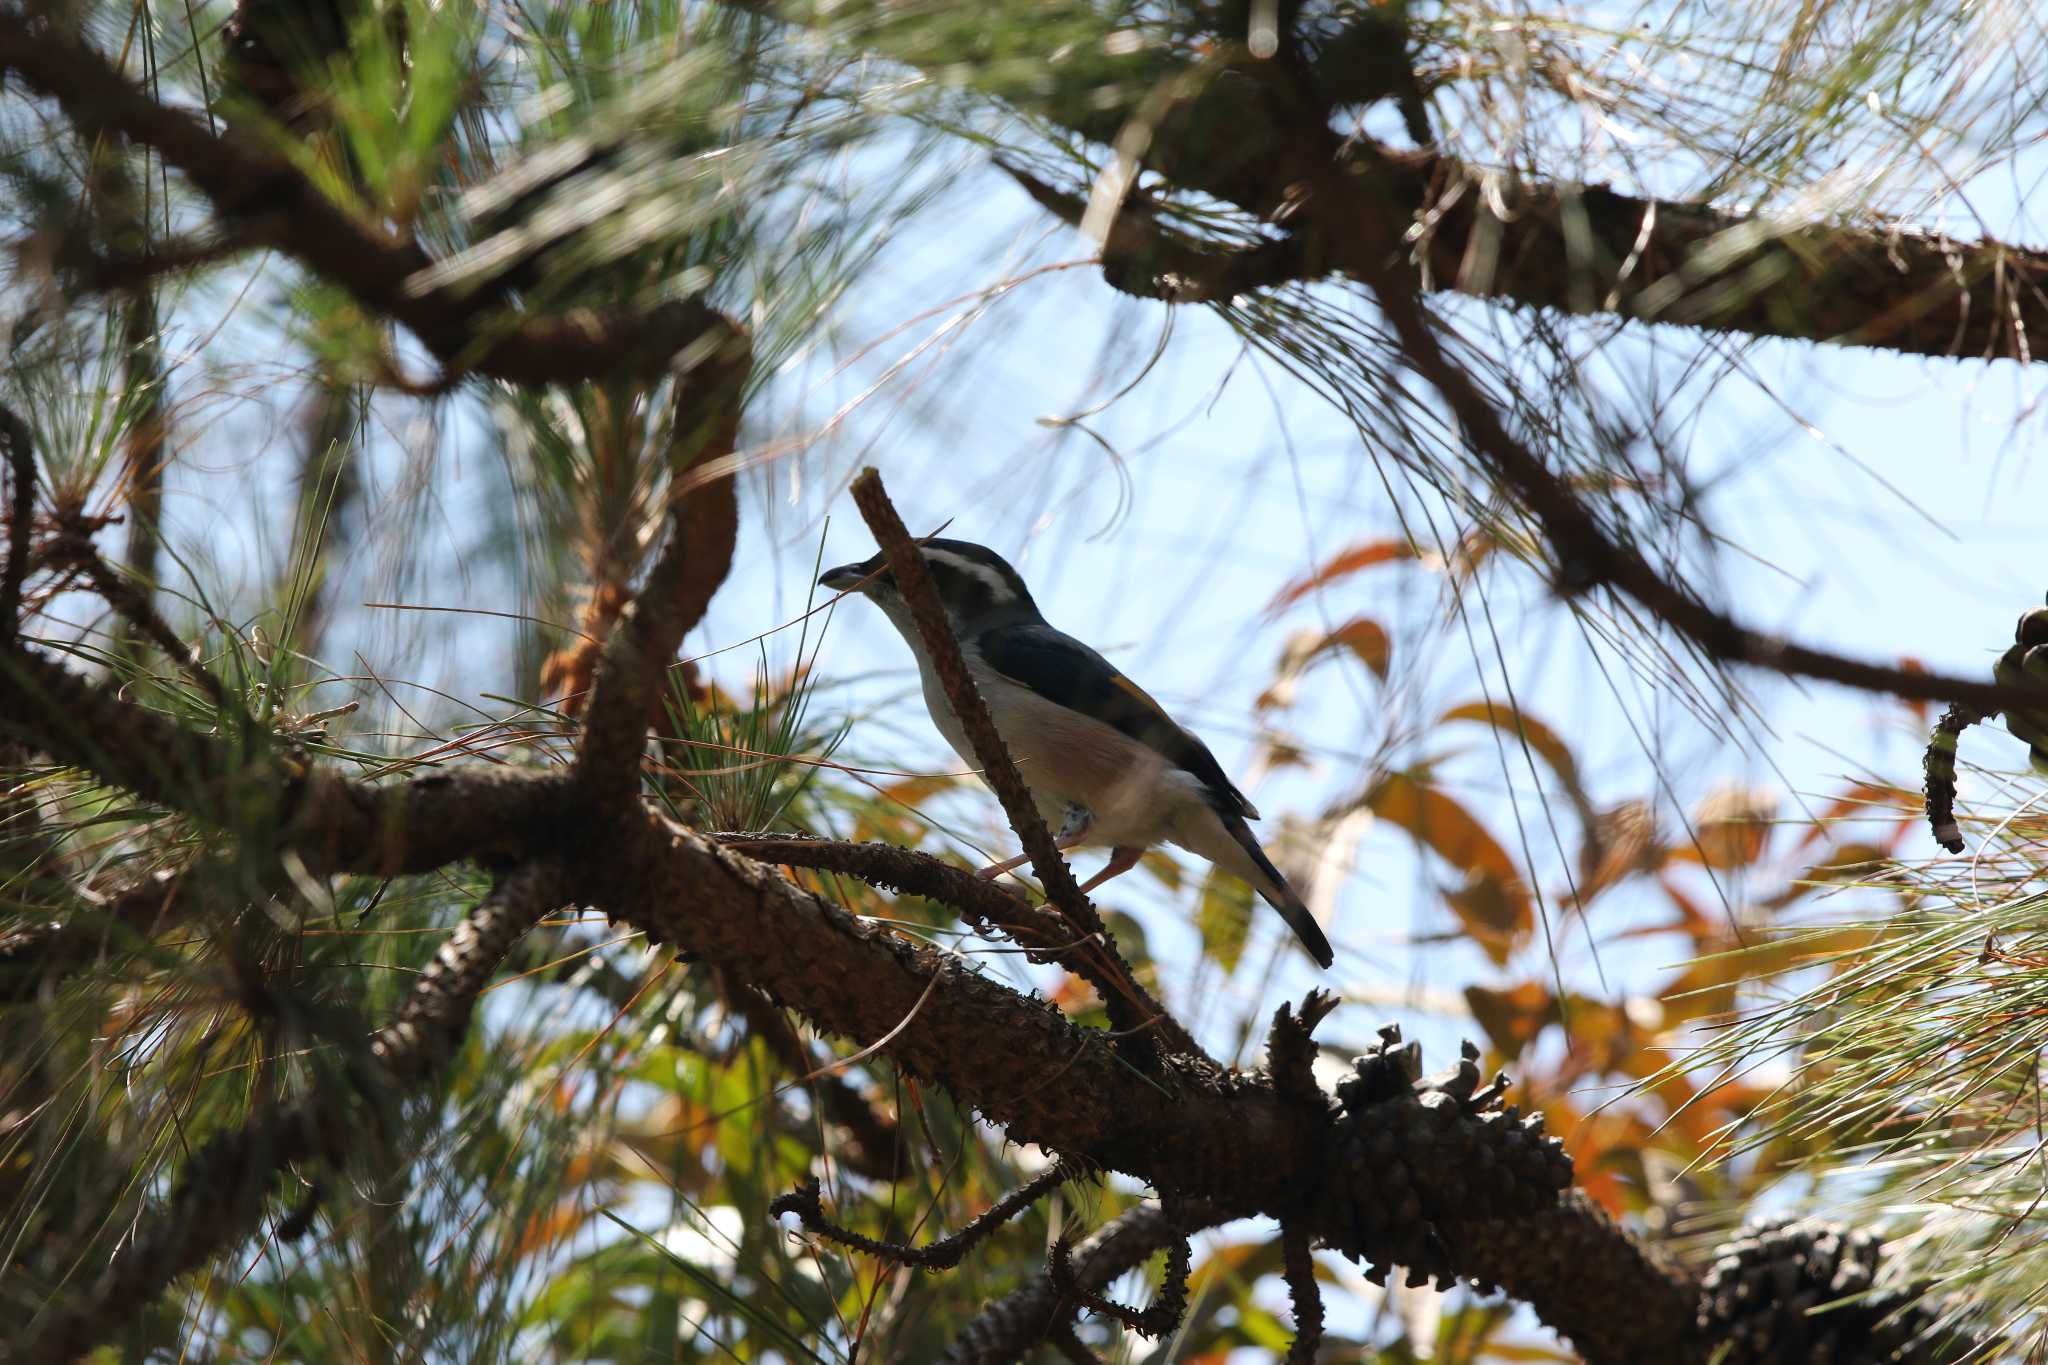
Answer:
[
  {"xmin": 0, "ymin": 403, "xmax": 33, "ymax": 642},
  {"xmin": 772, "ymin": 1162, "xmax": 1079, "ymax": 1270}
]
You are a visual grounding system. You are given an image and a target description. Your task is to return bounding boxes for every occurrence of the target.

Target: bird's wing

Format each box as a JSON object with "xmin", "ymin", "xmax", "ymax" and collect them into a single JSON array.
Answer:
[{"xmin": 973, "ymin": 622, "xmax": 1257, "ymax": 819}]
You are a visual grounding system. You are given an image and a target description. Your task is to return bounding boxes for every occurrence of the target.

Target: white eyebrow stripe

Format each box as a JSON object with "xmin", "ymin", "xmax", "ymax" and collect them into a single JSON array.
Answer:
[{"xmin": 924, "ymin": 548, "xmax": 1021, "ymax": 603}]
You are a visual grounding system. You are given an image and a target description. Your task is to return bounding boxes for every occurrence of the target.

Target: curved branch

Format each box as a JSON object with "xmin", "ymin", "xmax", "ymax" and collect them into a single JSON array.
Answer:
[
  {"xmin": 938, "ymin": 1202, "xmax": 1216, "ymax": 1364},
  {"xmin": 772, "ymin": 1162, "xmax": 1078, "ymax": 1269}
]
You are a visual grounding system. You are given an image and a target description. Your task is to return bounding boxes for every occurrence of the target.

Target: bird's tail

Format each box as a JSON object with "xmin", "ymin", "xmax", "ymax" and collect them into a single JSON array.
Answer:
[{"xmin": 1191, "ymin": 810, "xmax": 1335, "ymax": 969}]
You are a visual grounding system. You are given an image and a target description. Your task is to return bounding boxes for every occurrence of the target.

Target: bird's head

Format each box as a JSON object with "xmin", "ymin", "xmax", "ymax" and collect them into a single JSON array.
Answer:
[{"xmin": 819, "ymin": 538, "xmax": 1039, "ymax": 632}]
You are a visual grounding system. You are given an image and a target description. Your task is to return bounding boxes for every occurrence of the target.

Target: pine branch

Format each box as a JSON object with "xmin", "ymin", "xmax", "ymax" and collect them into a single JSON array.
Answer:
[
  {"xmin": 772, "ymin": 1163, "xmax": 1079, "ymax": 1269},
  {"xmin": 0, "ymin": 641, "xmax": 575, "ymax": 875},
  {"xmin": 715, "ymin": 832, "xmax": 1204, "ymax": 1059}
]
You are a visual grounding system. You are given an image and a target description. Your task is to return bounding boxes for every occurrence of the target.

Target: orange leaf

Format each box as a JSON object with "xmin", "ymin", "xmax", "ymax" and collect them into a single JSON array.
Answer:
[
  {"xmin": 1367, "ymin": 773, "xmax": 1532, "ymax": 958},
  {"xmin": 1323, "ymin": 618, "xmax": 1392, "ymax": 678},
  {"xmin": 1267, "ymin": 540, "xmax": 1415, "ymax": 612},
  {"xmin": 1439, "ymin": 700, "xmax": 1593, "ymax": 825},
  {"xmin": 1683, "ymin": 784, "xmax": 1778, "ymax": 869},
  {"xmin": 1258, "ymin": 619, "xmax": 1393, "ymax": 709},
  {"xmin": 1465, "ymin": 980, "xmax": 1552, "ymax": 1057},
  {"xmin": 1789, "ymin": 781, "xmax": 1914, "ymax": 856}
]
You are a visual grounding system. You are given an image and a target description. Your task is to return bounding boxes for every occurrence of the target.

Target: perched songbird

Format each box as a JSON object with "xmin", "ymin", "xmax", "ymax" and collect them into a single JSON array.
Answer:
[{"xmin": 820, "ymin": 538, "xmax": 1335, "ymax": 968}]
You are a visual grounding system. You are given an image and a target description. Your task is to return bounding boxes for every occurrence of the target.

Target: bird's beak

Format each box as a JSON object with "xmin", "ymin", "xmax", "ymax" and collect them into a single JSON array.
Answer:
[{"xmin": 819, "ymin": 562, "xmax": 868, "ymax": 593}]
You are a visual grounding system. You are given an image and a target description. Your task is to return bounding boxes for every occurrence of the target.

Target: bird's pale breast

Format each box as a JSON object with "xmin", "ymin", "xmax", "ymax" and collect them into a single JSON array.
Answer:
[{"xmin": 918, "ymin": 658, "xmax": 1207, "ymax": 848}]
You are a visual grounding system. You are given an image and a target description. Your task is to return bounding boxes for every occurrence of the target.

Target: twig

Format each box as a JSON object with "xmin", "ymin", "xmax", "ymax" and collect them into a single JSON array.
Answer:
[
  {"xmin": 1049, "ymin": 1219, "xmax": 1192, "ymax": 1339},
  {"xmin": 772, "ymin": 1162, "xmax": 1080, "ymax": 1270},
  {"xmin": 45, "ymin": 516, "xmax": 231, "ymax": 710},
  {"xmin": 1281, "ymin": 1223, "xmax": 1324, "ymax": 1363},
  {"xmin": 716, "ymin": 833, "xmax": 1077, "ymax": 956},
  {"xmin": 937, "ymin": 1201, "xmax": 1217, "ymax": 1365},
  {"xmin": 8, "ymin": 863, "xmax": 572, "ymax": 1363},
  {"xmin": 51, "ymin": 225, "xmax": 259, "ymax": 293},
  {"xmin": 998, "ymin": 160, "xmax": 1315, "ymax": 303},
  {"xmin": 848, "ymin": 470, "xmax": 1093, "ymax": 926},
  {"xmin": 1924, "ymin": 703, "xmax": 1988, "ymax": 853},
  {"xmin": 1, "ymin": 402, "xmax": 33, "ymax": 642},
  {"xmin": 848, "ymin": 470, "xmax": 1199, "ymax": 1060}
]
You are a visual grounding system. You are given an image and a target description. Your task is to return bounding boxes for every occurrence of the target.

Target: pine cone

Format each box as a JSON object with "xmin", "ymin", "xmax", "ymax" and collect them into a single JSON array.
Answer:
[{"xmin": 1696, "ymin": 1217, "xmax": 1941, "ymax": 1364}]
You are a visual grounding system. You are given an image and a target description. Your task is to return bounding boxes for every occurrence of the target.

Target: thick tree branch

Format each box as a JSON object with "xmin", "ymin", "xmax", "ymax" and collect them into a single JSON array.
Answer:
[
  {"xmin": 715, "ymin": 833, "xmax": 1203, "ymax": 1058},
  {"xmin": 599, "ymin": 811, "xmax": 1266, "ymax": 1179},
  {"xmin": 6, "ymin": 862, "xmax": 573, "ymax": 1363},
  {"xmin": 5, "ymin": 634, "xmax": 1727, "ymax": 1359},
  {"xmin": 0, "ymin": 641, "xmax": 576, "ymax": 875},
  {"xmin": 0, "ymin": 14, "xmax": 730, "ymax": 385}
]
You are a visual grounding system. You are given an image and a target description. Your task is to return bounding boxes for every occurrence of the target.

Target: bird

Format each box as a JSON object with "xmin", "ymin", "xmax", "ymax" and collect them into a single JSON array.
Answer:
[{"xmin": 819, "ymin": 538, "xmax": 1335, "ymax": 969}]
